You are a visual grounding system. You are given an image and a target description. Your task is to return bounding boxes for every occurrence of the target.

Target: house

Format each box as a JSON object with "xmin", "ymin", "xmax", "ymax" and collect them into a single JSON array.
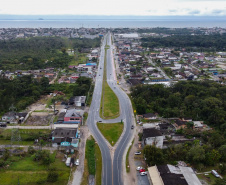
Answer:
[
  {"xmin": 52, "ymin": 128, "xmax": 79, "ymax": 147},
  {"xmin": 55, "ymin": 109, "xmax": 82, "ymax": 125},
  {"xmin": 148, "ymin": 164, "xmax": 202, "ymax": 185},
  {"xmin": 143, "ymin": 128, "xmax": 164, "ymax": 148},
  {"xmin": 64, "ymin": 109, "xmax": 82, "ymax": 124},
  {"xmin": 1, "ymin": 112, "xmax": 28, "ymax": 124},
  {"xmin": 1, "ymin": 112, "xmax": 17, "ymax": 123},
  {"xmin": 143, "ymin": 113, "xmax": 157, "ymax": 120},
  {"xmin": 74, "ymin": 96, "xmax": 86, "ymax": 106},
  {"xmin": 174, "ymin": 120, "xmax": 187, "ymax": 130},
  {"xmin": 69, "ymin": 96, "xmax": 86, "ymax": 106}
]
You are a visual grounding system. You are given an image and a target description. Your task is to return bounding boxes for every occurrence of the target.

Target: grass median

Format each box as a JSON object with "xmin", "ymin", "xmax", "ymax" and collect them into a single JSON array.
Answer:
[
  {"xmin": 97, "ymin": 122, "xmax": 123, "ymax": 146},
  {"xmin": 100, "ymin": 46, "xmax": 120, "ymax": 119},
  {"xmin": 126, "ymin": 139, "xmax": 134, "ymax": 173}
]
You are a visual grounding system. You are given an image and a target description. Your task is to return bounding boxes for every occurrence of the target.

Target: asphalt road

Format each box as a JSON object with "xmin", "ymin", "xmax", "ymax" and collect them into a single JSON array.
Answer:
[{"xmin": 87, "ymin": 33, "xmax": 135, "ymax": 185}]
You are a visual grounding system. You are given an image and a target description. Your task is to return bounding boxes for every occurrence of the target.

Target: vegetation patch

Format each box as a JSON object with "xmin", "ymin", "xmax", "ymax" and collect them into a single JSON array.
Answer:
[
  {"xmin": 126, "ymin": 139, "xmax": 134, "ymax": 173},
  {"xmin": 85, "ymin": 137, "xmax": 96, "ymax": 175},
  {"xmin": 95, "ymin": 142, "xmax": 102, "ymax": 185},
  {"xmin": 0, "ymin": 150, "xmax": 70, "ymax": 185},
  {"xmin": 0, "ymin": 129, "xmax": 51, "ymax": 146},
  {"xmin": 97, "ymin": 122, "xmax": 123, "ymax": 146},
  {"xmin": 82, "ymin": 136, "xmax": 102, "ymax": 185}
]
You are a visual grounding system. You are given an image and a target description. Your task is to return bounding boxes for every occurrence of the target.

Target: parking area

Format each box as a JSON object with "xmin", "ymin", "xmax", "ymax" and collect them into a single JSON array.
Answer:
[{"xmin": 135, "ymin": 160, "xmax": 150, "ymax": 185}]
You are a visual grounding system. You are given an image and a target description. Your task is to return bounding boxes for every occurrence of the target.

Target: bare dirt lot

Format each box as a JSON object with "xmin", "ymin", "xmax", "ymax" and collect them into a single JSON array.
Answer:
[{"xmin": 24, "ymin": 112, "xmax": 53, "ymax": 126}]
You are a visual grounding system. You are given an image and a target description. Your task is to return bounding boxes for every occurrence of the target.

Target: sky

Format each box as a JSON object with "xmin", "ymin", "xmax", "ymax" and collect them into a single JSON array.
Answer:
[{"xmin": 1, "ymin": 0, "xmax": 226, "ymax": 16}]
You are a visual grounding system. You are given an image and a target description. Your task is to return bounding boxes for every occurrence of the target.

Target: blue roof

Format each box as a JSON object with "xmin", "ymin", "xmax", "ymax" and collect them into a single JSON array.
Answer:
[{"xmin": 86, "ymin": 63, "xmax": 97, "ymax": 66}]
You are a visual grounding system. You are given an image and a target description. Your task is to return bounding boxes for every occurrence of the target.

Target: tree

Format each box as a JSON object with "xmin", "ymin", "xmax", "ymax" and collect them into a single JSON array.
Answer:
[
  {"xmin": 40, "ymin": 77, "xmax": 49, "ymax": 91},
  {"xmin": 219, "ymin": 145, "xmax": 226, "ymax": 162},
  {"xmin": 143, "ymin": 145, "xmax": 165, "ymax": 166},
  {"xmin": 187, "ymin": 145, "xmax": 205, "ymax": 163},
  {"xmin": 213, "ymin": 179, "xmax": 226, "ymax": 185}
]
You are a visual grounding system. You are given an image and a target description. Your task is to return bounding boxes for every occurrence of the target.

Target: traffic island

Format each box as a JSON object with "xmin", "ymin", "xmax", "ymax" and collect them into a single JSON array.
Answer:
[{"xmin": 97, "ymin": 122, "xmax": 123, "ymax": 146}]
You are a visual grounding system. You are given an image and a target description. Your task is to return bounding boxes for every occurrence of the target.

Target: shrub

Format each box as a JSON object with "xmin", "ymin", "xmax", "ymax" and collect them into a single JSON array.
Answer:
[
  {"xmin": 28, "ymin": 146, "xmax": 36, "ymax": 155},
  {"xmin": 47, "ymin": 171, "xmax": 59, "ymax": 182}
]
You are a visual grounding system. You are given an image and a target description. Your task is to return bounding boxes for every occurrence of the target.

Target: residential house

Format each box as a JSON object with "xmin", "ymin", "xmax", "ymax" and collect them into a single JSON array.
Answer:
[
  {"xmin": 69, "ymin": 96, "xmax": 86, "ymax": 106},
  {"xmin": 1, "ymin": 112, "xmax": 28, "ymax": 124},
  {"xmin": 55, "ymin": 109, "xmax": 82, "ymax": 125},
  {"xmin": 143, "ymin": 113, "xmax": 157, "ymax": 120},
  {"xmin": 143, "ymin": 128, "xmax": 164, "ymax": 148},
  {"xmin": 52, "ymin": 128, "xmax": 79, "ymax": 147},
  {"xmin": 174, "ymin": 120, "xmax": 187, "ymax": 130}
]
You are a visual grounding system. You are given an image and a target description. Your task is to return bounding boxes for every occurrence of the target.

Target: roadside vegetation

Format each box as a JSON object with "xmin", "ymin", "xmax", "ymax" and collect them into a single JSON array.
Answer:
[
  {"xmin": 0, "ymin": 149, "xmax": 70, "ymax": 185},
  {"xmin": 100, "ymin": 46, "xmax": 119, "ymax": 119},
  {"xmin": 95, "ymin": 142, "xmax": 102, "ymax": 185},
  {"xmin": 81, "ymin": 136, "xmax": 102, "ymax": 185},
  {"xmin": 126, "ymin": 139, "xmax": 134, "ymax": 173},
  {"xmin": 97, "ymin": 122, "xmax": 123, "ymax": 146}
]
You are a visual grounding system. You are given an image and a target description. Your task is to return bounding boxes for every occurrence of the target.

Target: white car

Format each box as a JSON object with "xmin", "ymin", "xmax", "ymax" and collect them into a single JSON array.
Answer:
[
  {"xmin": 75, "ymin": 159, "xmax": 79, "ymax": 166},
  {"xmin": 135, "ymin": 151, "xmax": 141, "ymax": 155},
  {"xmin": 140, "ymin": 172, "xmax": 147, "ymax": 176},
  {"xmin": 136, "ymin": 166, "xmax": 143, "ymax": 171}
]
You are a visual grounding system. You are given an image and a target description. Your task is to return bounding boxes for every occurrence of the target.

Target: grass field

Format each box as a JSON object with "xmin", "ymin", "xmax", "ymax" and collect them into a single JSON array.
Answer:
[
  {"xmin": 97, "ymin": 122, "xmax": 123, "ymax": 146},
  {"xmin": 100, "ymin": 46, "xmax": 119, "ymax": 119},
  {"xmin": 0, "ymin": 152, "xmax": 70, "ymax": 185},
  {"xmin": 0, "ymin": 129, "xmax": 51, "ymax": 145},
  {"xmin": 69, "ymin": 53, "xmax": 88, "ymax": 66}
]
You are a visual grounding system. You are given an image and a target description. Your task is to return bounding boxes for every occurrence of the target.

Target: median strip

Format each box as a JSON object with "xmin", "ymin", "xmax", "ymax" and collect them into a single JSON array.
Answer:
[{"xmin": 99, "ymin": 45, "xmax": 120, "ymax": 119}]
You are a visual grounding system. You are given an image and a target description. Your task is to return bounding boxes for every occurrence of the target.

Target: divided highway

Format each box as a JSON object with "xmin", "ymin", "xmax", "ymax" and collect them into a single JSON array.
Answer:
[{"xmin": 87, "ymin": 33, "xmax": 135, "ymax": 185}]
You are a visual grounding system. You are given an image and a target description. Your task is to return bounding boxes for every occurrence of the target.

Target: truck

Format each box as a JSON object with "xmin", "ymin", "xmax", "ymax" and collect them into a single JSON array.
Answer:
[{"xmin": 65, "ymin": 157, "xmax": 71, "ymax": 167}]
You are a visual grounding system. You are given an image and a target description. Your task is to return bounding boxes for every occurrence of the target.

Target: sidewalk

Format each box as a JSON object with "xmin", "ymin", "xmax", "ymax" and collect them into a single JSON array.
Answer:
[{"xmin": 69, "ymin": 125, "xmax": 90, "ymax": 185}]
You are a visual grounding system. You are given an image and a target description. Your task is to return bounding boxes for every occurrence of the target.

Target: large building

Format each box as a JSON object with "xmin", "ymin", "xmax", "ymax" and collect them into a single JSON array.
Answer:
[{"xmin": 148, "ymin": 164, "xmax": 202, "ymax": 185}]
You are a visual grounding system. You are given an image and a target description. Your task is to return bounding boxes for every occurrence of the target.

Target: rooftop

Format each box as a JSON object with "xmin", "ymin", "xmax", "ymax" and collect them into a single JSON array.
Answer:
[{"xmin": 143, "ymin": 128, "xmax": 162, "ymax": 139}]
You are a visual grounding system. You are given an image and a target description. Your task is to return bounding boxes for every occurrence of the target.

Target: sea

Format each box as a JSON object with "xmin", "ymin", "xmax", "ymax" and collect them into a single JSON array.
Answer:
[{"xmin": 1, "ymin": 17, "xmax": 226, "ymax": 28}]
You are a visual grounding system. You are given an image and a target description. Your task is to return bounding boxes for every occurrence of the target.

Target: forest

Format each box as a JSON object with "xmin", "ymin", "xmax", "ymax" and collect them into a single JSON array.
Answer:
[
  {"xmin": 134, "ymin": 81, "xmax": 226, "ymax": 182},
  {"xmin": 0, "ymin": 37, "xmax": 101, "ymax": 70},
  {"xmin": 0, "ymin": 75, "xmax": 92, "ymax": 115},
  {"xmin": 141, "ymin": 34, "xmax": 226, "ymax": 51},
  {"xmin": 131, "ymin": 81, "xmax": 226, "ymax": 128}
]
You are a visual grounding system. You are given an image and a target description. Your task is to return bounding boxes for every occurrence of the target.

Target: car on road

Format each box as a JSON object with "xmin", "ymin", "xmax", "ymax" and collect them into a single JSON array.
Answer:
[
  {"xmin": 135, "ymin": 151, "xmax": 141, "ymax": 155},
  {"xmin": 98, "ymin": 120, "xmax": 102, "ymax": 122},
  {"xmin": 140, "ymin": 172, "xmax": 147, "ymax": 176},
  {"xmin": 136, "ymin": 166, "xmax": 144, "ymax": 171},
  {"xmin": 131, "ymin": 125, "xmax": 134, "ymax": 129}
]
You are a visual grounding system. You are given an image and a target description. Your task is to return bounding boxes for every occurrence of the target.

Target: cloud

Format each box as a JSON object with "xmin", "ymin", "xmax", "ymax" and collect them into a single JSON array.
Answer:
[
  {"xmin": 168, "ymin": 9, "xmax": 178, "ymax": 13},
  {"xmin": 187, "ymin": 9, "xmax": 201, "ymax": 15},
  {"xmin": 211, "ymin": 9, "xmax": 226, "ymax": 14}
]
